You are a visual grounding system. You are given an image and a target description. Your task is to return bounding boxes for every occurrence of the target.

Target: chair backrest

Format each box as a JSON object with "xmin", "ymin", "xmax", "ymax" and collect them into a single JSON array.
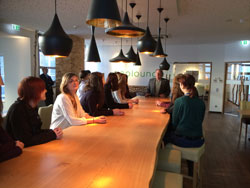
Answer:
[
  {"xmin": 240, "ymin": 101, "xmax": 250, "ymax": 110},
  {"xmin": 38, "ymin": 104, "xmax": 53, "ymax": 129},
  {"xmin": 196, "ymin": 84, "xmax": 205, "ymax": 96}
]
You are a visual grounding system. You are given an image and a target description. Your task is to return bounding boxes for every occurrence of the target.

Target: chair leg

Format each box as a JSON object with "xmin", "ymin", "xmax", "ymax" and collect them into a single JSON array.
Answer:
[
  {"xmin": 193, "ymin": 162, "xmax": 198, "ymax": 188},
  {"xmin": 239, "ymin": 119, "xmax": 243, "ymax": 139},
  {"xmin": 246, "ymin": 123, "xmax": 248, "ymax": 141}
]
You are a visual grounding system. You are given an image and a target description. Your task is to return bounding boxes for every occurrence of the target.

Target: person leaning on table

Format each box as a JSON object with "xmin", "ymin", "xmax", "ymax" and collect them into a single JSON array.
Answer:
[
  {"xmin": 50, "ymin": 72, "xmax": 106, "ymax": 130},
  {"xmin": 4, "ymin": 77, "xmax": 63, "ymax": 147}
]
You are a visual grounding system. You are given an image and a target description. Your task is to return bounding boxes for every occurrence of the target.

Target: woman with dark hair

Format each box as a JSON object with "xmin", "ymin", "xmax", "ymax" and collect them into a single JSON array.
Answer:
[
  {"xmin": 0, "ymin": 99, "xmax": 24, "ymax": 162},
  {"xmin": 51, "ymin": 72, "xmax": 106, "ymax": 130},
  {"xmin": 104, "ymin": 73, "xmax": 133, "ymax": 109},
  {"xmin": 5, "ymin": 77, "xmax": 63, "ymax": 147},
  {"xmin": 77, "ymin": 70, "xmax": 91, "ymax": 101},
  {"xmin": 80, "ymin": 72, "xmax": 124, "ymax": 116}
]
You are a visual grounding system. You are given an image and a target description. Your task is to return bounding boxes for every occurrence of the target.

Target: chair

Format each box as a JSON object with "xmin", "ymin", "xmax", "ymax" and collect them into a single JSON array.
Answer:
[
  {"xmin": 196, "ymin": 85, "xmax": 205, "ymax": 100},
  {"xmin": 38, "ymin": 104, "xmax": 53, "ymax": 129},
  {"xmin": 152, "ymin": 171, "xmax": 183, "ymax": 188},
  {"xmin": 239, "ymin": 101, "xmax": 250, "ymax": 140},
  {"xmin": 165, "ymin": 143, "xmax": 205, "ymax": 188}
]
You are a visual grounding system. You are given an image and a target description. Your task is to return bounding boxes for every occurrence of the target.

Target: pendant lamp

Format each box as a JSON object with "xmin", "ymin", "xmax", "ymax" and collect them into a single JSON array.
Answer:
[
  {"xmin": 159, "ymin": 18, "xmax": 170, "ymax": 70},
  {"xmin": 134, "ymin": 14, "xmax": 142, "ymax": 66},
  {"xmin": 86, "ymin": 26, "xmax": 101, "ymax": 62},
  {"xmin": 110, "ymin": 39, "xmax": 132, "ymax": 63},
  {"xmin": 105, "ymin": 0, "xmax": 145, "ymax": 38},
  {"xmin": 125, "ymin": 3, "xmax": 137, "ymax": 62},
  {"xmin": 40, "ymin": 0, "xmax": 73, "ymax": 57},
  {"xmin": 86, "ymin": 0, "xmax": 121, "ymax": 28},
  {"xmin": 137, "ymin": 0, "xmax": 157, "ymax": 54},
  {"xmin": 152, "ymin": 1, "xmax": 167, "ymax": 58}
]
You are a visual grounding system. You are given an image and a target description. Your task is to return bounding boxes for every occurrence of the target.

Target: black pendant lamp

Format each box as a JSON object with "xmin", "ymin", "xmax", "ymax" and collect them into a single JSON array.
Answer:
[
  {"xmin": 134, "ymin": 15, "xmax": 142, "ymax": 66},
  {"xmin": 125, "ymin": 3, "xmax": 137, "ymax": 62},
  {"xmin": 159, "ymin": 18, "xmax": 170, "ymax": 70},
  {"xmin": 152, "ymin": 1, "xmax": 167, "ymax": 58},
  {"xmin": 40, "ymin": 0, "xmax": 73, "ymax": 57},
  {"xmin": 110, "ymin": 39, "xmax": 132, "ymax": 63},
  {"xmin": 137, "ymin": 0, "xmax": 157, "ymax": 54},
  {"xmin": 86, "ymin": 26, "xmax": 101, "ymax": 62},
  {"xmin": 86, "ymin": 0, "xmax": 121, "ymax": 28},
  {"xmin": 105, "ymin": 0, "xmax": 145, "ymax": 38}
]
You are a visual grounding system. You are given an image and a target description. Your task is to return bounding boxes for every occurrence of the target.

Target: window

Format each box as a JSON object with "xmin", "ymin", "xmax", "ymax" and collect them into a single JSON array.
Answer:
[
  {"xmin": 39, "ymin": 51, "xmax": 56, "ymax": 81},
  {"xmin": 0, "ymin": 56, "xmax": 5, "ymax": 101}
]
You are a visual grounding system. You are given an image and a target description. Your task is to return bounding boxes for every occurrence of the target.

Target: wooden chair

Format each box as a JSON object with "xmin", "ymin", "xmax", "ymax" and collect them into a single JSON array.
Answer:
[
  {"xmin": 152, "ymin": 171, "xmax": 183, "ymax": 188},
  {"xmin": 38, "ymin": 104, "xmax": 53, "ymax": 129},
  {"xmin": 239, "ymin": 101, "xmax": 250, "ymax": 140}
]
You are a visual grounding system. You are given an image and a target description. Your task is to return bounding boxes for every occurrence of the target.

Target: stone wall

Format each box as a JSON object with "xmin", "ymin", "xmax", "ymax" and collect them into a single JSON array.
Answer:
[{"xmin": 56, "ymin": 35, "xmax": 84, "ymax": 95}]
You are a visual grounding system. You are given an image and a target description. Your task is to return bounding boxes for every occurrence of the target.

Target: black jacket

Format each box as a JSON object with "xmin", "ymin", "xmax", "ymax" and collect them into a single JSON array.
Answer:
[
  {"xmin": 5, "ymin": 99, "xmax": 56, "ymax": 147},
  {"xmin": 147, "ymin": 78, "xmax": 170, "ymax": 97}
]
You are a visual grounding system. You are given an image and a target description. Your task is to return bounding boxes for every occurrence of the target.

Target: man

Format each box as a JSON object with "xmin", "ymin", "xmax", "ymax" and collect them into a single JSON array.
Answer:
[
  {"xmin": 40, "ymin": 67, "xmax": 54, "ymax": 105},
  {"xmin": 145, "ymin": 69, "xmax": 170, "ymax": 98}
]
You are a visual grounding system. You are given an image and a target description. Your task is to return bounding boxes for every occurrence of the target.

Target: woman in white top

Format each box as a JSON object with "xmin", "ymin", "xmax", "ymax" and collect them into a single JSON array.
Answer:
[{"xmin": 50, "ymin": 72, "xmax": 106, "ymax": 130}]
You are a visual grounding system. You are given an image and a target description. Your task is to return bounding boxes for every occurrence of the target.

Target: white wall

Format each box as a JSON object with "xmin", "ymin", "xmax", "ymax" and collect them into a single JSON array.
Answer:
[{"xmin": 0, "ymin": 36, "xmax": 31, "ymax": 112}]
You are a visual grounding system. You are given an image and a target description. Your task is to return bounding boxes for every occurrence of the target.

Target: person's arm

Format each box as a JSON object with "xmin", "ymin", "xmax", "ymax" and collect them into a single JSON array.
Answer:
[
  {"xmin": 161, "ymin": 79, "xmax": 171, "ymax": 97},
  {"xmin": 8, "ymin": 105, "xmax": 56, "ymax": 147},
  {"xmin": 112, "ymin": 90, "xmax": 127, "ymax": 104},
  {"xmin": 172, "ymin": 99, "xmax": 182, "ymax": 129}
]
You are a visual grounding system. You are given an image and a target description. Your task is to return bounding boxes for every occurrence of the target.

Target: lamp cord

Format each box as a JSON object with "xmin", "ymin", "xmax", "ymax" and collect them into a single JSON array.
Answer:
[
  {"xmin": 147, "ymin": 0, "xmax": 149, "ymax": 27},
  {"xmin": 55, "ymin": 0, "xmax": 57, "ymax": 14},
  {"xmin": 131, "ymin": 4, "xmax": 134, "ymax": 46}
]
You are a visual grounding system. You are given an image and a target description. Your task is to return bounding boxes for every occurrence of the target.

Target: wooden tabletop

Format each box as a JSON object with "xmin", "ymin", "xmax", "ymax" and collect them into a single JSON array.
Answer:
[{"xmin": 0, "ymin": 97, "xmax": 170, "ymax": 188}]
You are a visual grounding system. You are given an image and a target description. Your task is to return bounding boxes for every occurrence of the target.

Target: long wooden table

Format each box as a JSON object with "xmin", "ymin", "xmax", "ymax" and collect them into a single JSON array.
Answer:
[{"xmin": 0, "ymin": 97, "xmax": 170, "ymax": 188}]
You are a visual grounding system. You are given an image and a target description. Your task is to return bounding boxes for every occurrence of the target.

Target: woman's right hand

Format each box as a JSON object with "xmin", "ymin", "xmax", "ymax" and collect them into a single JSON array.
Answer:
[
  {"xmin": 160, "ymin": 108, "xmax": 167, "ymax": 114},
  {"xmin": 155, "ymin": 100, "xmax": 163, "ymax": 106},
  {"xmin": 53, "ymin": 128, "xmax": 63, "ymax": 139},
  {"xmin": 128, "ymin": 103, "xmax": 133, "ymax": 109},
  {"xmin": 94, "ymin": 116, "xmax": 107, "ymax": 124},
  {"xmin": 112, "ymin": 109, "xmax": 125, "ymax": 116},
  {"xmin": 15, "ymin": 141, "xmax": 24, "ymax": 149}
]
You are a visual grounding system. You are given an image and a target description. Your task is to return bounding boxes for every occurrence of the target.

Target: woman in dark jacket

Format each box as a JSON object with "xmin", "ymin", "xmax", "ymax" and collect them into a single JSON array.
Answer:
[
  {"xmin": 104, "ymin": 73, "xmax": 133, "ymax": 109},
  {"xmin": 0, "ymin": 99, "xmax": 23, "ymax": 162},
  {"xmin": 4, "ymin": 77, "xmax": 63, "ymax": 147},
  {"xmin": 80, "ymin": 72, "xmax": 124, "ymax": 116}
]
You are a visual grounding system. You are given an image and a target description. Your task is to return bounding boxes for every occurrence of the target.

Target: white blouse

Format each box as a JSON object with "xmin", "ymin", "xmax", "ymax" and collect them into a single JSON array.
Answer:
[
  {"xmin": 50, "ymin": 93, "xmax": 87, "ymax": 130},
  {"xmin": 112, "ymin": 89, "xmax": 127, "ymax": 104}
]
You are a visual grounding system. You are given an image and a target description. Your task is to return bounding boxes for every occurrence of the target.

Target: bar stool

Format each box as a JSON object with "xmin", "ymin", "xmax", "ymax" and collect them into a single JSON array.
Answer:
[
  {"xmin": 152, "ymin": 171, "xmax": 183, "ymax": 188},
  {"xmin": 157, "ymin": 148, "xmax": 181, "ymax": 173},
  {"xmin": 165, "ymin": 143, "xmax": 205, "ymax": 188}
]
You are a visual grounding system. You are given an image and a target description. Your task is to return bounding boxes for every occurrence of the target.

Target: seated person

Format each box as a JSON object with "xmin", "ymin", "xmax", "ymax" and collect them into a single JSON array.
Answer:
[
  {"xmin": 5, "ymin": 77, "xmax": 63, "ymax": 147},
  {"xmin": 76, "ymin": 70, "xmax": 91, "ymax": 101},
  {"xmin": 80, "ymin": 72, "xmax": 124, "ymax": 116},
  {"xmin": 104, "ymin": 73, "xmax": 133, "ymax": 109},
  {"xmin": 0, "ymin": 100, "xmax": 24, "ymax": 162},
  {"xmin": 145, "ymin": 69, "xmax": 170, "ymax": 98},
  {"xmin": 50, "ymin": 72, "xmax": 106, "ymax": 130}
]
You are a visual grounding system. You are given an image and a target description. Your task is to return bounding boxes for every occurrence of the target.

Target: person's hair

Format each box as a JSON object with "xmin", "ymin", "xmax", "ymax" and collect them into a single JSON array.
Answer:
[
  {"xmin": 84, "ymin": 72, "xmax": 104, "ymax": 108},
  {"xmin": 178, "ymin": 74, "xmax": 198, "ymax": 98},
  {"xmin": 171, "ymin": 74, "xmax": 184, "ymax": 103},
  {"xmin": 18, "ymin": 76, "xmax": 46, "ymax": 104},
  {"xmin": 117, "ymin": 73, "xmax": 127, "ymax": 99},
  {"xmin": 79, "ymin": 70, "xmax": 91, "ymax": 80},
  {"xmin": 60, "ymin": 72, "xmax": 78, "ymax": 111},
  {"xmin": 106, "ymin": 73, "xmax": 119, "ymax": 91}
]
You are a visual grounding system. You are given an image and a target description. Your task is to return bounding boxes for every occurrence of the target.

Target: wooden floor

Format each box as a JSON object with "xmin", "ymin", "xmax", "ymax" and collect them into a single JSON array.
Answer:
[{"xmin": 183, "ymin": 108, "xmax": 250, "ymax": 188}]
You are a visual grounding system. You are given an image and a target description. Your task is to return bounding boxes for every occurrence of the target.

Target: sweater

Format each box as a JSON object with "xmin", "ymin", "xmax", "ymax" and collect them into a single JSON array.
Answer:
[
  {"xmin": 5, "ymin": 99, "xmax": 56, "ymax": 147},
  {"xmin": 80, "ymin": 90, "xmax": 113, "ymax": 117},
  {"xmin": 0, "ymin": 126, "xmax": 22, "ymax": 162},
  {"xmin": 172, "ymin": 96, "xmax": 205, "ymax": 138}
]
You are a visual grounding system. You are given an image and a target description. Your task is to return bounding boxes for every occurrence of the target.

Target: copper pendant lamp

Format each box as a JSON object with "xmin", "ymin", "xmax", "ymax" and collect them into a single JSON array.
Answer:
[
  {"xmin": 137, "ymin": 0, "xmax": 157, "ymax": 54},
  {"xmin": 159, "ymin": 18, "xmax": 170, "ymax": 70},
  {"xmin": 86, "ymin": 0, "xmax": 122, "ymax": 28},
  {"xmin": 105, "ymin": 0, "xmax": 145, "ymax": 38},
  {"xmin": 110, "ymin": 39, "xmax": 132, "ymax": 63},
  {"xmin": 40, "ymin": 0, "xmax": 73, "ymax": 57},
  {"xmin": 86, "ymin": 26, "xmax": 101, "ymax": 62}
]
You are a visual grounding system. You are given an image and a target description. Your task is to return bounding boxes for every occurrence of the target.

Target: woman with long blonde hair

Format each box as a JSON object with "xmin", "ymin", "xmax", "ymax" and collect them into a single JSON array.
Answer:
[{"xmin": 51, "ymin": 72, "xmax": 106, "ymax": 130}]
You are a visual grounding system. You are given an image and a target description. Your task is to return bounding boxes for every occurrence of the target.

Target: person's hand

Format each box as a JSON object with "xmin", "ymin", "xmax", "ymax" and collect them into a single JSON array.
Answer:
[
  {"xmin": 128, "ymin": 103, "xmax": 133, "ymax": 109},
  {"xmin": 53, "ymin": 127, "xmax": 63, "ymax": 139},
  {"xmin": 155, "ymin": 100, "xmax": 163, "ymax": 106},
  {"xmin": 112, "ymin": 109, "xmax": 125, "ymax": 116},
  {"xmin": 145, "ymin": 93, "xmax": 151, "ymax": 97},
  {"xmin": 133, "ymin": 98, "xmax": 139, "ymax": 104},
  {"xmin": 94, "ymin": 116, "xmax": 107, "ymax": 124},
  {"xmin": 15, "ymin": 140, "xmax": 24, "ymax": 149},
  {"xmin": 160, "ymin": 108, "xmax": 167, "ymax": 114},
  {"xmin": 159, "ymin": 94, "xmax": 166, "ymax": 98}
]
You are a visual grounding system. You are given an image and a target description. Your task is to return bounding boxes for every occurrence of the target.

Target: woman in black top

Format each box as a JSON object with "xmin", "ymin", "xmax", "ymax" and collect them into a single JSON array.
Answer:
[
  {"xmin": 0, "ymin": 99, "xmax": 23, "ymax": 162},
  {"xmin": 5, "ymin": 77, "xmax": 63, "ymax": 147},
  {"xmin": 104, "ymin": 73, "xmax": 133, "ymax": 109},
  {"xmin": 80, "ymin": 72, "xmax": 124, "ymax": 116}
]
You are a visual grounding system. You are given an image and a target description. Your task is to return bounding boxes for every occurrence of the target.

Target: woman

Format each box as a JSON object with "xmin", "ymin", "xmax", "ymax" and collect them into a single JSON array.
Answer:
[
  {"xmin": 0, "ymin": 99, "xmax": 24, "ymax": 162},
  {"xmin": 104, "ymin": 73, "xmax": 133, "ymax": 109},
  {"xmin": 76, "ymin": 70, "xmax": 91, "ymax": 101},
  {"xmin": 168, "ymin": 74, "xmax": 205, "ymax": 147},
  {"xmin": 51, "ymin": 72, "xmax": 106, "ymax": 130},
  {"xmin": 5, "ymin": 77, "xmax": 63, "ymax": 147},
  {"xmin": 80, "ymin": 72, "xmax": 124, "ymax": 117}
]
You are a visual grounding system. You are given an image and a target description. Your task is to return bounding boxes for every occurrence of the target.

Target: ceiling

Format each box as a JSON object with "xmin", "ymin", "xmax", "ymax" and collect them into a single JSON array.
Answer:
[{"xmin": 0, "ymin": 0, "xmax": 250, "ymax": 45}]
